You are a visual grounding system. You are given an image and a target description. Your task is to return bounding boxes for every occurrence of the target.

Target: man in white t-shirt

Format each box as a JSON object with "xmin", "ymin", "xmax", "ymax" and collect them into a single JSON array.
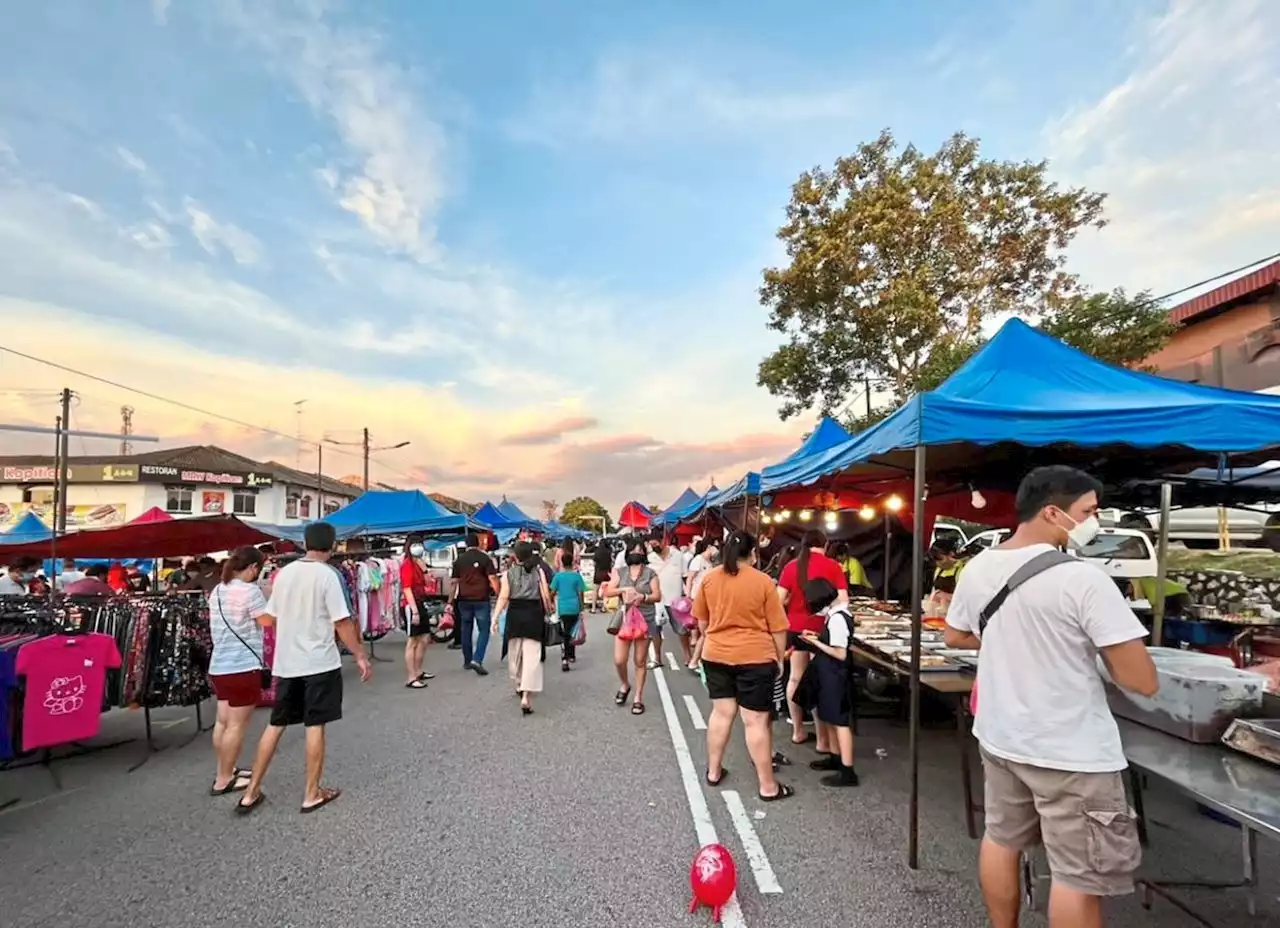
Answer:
[
  {"xmin": 237, "ymin": 522, "xmax": 371, "ymax": 816},
  {"xmin": 648, "ymin": 532, "xmax": 688, "ymax": 666},
  {"xmin": 945, "ymin": 466, "xmax": 1158, "ymax": 928}
]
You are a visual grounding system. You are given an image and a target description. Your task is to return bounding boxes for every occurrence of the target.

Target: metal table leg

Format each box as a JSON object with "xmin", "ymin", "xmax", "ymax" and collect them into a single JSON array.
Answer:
[{"xmin": 956, "ymin": 694, "xmax": 978, "ymax": 840}]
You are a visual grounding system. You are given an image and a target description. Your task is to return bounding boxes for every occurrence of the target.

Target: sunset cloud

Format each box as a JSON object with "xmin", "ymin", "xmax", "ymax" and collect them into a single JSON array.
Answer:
[{"xmin": 499, "ymin": 416, "xmax": 599, "ymax": 446}]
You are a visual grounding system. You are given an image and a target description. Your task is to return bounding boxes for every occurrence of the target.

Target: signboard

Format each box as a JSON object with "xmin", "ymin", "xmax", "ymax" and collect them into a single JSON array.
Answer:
[
  {"xmin": 1, "ymin": 462, "xmax": 273, "ymax": 488},
  {"xmin": 0, "ymin": 502, "xmax": 126, "ymax": 528},
  {"xmin": 202, "ymin": 491, "xmax": 226, "ymax": 514}
]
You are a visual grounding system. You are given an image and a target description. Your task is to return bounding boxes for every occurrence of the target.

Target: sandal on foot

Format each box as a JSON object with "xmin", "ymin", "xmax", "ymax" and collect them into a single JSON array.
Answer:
[
  {"xmin": 300, "ymin": 786, "xmax": 342, "ymax": 814},
  {"xmin": 405, "ymin": 679, "xmax": 429, "ymax": 689},
  {"xmin": 772, "ymin": 752, "xmax": 792, "ymax": 767},
  {"xmin": 210, "ymin": 769, "xmax": 254, "ymax": 795},
  {"xmin": 758, "ymin": 783, "xmax": 796, "ymax": 802},
  {"xmin": 631, "ymin": 702, "xmax": 646, "ymax": 715},
  {"xmin": 235, "ymin": 791, "xmax": 266, "ymax": 815},
  {"xmin": 706, "ymin": 767, "xmax": 729, "ymax": 786},
  {"xmin": 614, "ymin": 687, "xmax": 631, "ymax": 706},
  {"xmin": 417, "ymin": 671, "xmax": 436, "ymax": 681},
  {"xmin": 790, "ymin": 733, "xmax": 814, "ymax": 745}
]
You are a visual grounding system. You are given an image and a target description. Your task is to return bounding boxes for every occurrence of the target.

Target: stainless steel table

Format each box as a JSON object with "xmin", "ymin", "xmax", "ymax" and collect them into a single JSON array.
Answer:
[{"xmin": 1120, "ymin": 718, "xmax": 1280, "ymax": 924}]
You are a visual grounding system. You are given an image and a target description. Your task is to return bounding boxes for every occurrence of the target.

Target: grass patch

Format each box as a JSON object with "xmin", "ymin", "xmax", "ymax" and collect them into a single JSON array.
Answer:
[{"xmin": 1167, "ymin": 548, "xmax": 1280, "ymax": 579}]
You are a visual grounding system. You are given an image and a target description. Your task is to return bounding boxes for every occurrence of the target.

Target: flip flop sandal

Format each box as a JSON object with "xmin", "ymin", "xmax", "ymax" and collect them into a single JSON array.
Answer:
[
  {"xmin": 772, "ymin": 752, "xmax": 792, "ymax": 767},
  {"xmin": 614, "ymin": 687, "xmax": 631, "ymax": 706},
  {"xmin": 300, "ymin": 787, "xmax": 342, "ymax": 814},
  {"xmin": 631, "ymin": 702, "xmax": 646, "ymax": 715},
  {"xmin": 417, "ymin": 671, "xmax": 436, "ymax": 681},
  {"xmin": 235, "ymin": 792, "xmax": 266, "ymax": 815},
  {"xmin": 210, "ymin": 770, "xmax": 254, "ymax": 796},
  {"xmin": 706, "ymin": 767, "xmax": 729, "ymax": 786},
  {"xmin": 405, "ymin": 679, "xmax": 429, "ymax": 689},
  {"xmin": 758, "ymin": 783, "xmax": 796, "ymax": 802}
]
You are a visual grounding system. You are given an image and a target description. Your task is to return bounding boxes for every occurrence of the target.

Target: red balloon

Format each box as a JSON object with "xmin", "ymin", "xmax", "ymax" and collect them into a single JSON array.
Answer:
[{"xmin": 688, "ymin": 843, "xmax": 737, "ymax": 923}]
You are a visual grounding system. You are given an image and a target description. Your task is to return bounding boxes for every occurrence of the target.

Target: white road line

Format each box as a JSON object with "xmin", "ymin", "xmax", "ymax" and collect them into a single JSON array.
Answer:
[
  {"xmin": 653, "ymin": 667, "xmax": 748, "ymax": 928},
  {"xmin": 722, "ymin": 790, "xmax": 783, "ymax": 895},
  {"xmin": 155, "ymin": 716, "xmax": 191, "ymax": 730},
  {"xmin": 682, "ymin": 693, "xmax": 707, "ymax": 730},
  {"xmin": 665, "ymin": 651, "xmax": 681, "ymax": 671}
]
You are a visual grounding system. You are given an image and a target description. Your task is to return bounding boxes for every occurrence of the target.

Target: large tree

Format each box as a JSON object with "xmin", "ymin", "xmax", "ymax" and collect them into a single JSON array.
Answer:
[
  {"xmin": 560, "ymin": 496, "xmax": 613, "ymax": 533},
  {"xmin": 758, "ymin": 129, "xmax": 1113, "ymax": 419}
]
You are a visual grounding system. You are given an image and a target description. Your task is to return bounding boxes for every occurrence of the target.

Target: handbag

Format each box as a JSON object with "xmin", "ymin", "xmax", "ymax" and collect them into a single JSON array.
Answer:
[
  {"xmin": 545, "ymin": 614, "xmax": 565, "ymax": 647},
  {"xmin": 214, "ymin": 587, "xmax": 272, "ymax": 689},
  {"xmin": 607, "ymin": 607, "xmax": 625, "ymax": 636}
]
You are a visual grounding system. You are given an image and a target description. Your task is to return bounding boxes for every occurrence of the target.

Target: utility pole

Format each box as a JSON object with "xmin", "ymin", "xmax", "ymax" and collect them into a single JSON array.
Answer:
[
  {"xmin": 120, "ymin": 405, "xmax": 135, "ymax": 455},
  {"xmin": 864, "ymin": 376, "xmax": 873, "ymax": 421},
  {"xmin": 51, "ymin": 414, "xmax": 62, "ymax": 534},
  {"xmin": 363, "ymin": 427, "xmax": 370, "ymax": 491},
  {"xmin": 57, "ymin": 388, "xmax": 72, "ymax": 534},
  {"xmin": 316, "ymin": 442, "xmax": 324, "ymax": 517},
  {"xmin": 324, "ymin": 430, "xmax": 409, "ymax": 495}
]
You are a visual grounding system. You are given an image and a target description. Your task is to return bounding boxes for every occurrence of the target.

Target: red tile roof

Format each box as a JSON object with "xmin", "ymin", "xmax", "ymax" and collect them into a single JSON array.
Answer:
[{"xmin": 1168, "ymin": 259, "xmax": 1280, "ymax": 326}]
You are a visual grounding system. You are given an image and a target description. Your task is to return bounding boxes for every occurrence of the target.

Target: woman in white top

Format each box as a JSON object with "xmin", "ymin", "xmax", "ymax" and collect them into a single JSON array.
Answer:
[{"xmin": 207, "ymin": 545, "xmax": 270, "ymax": 796}]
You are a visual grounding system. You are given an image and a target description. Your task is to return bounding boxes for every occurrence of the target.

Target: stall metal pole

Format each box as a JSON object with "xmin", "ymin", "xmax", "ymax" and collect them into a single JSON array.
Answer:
[
  {"xmin": 1151, "ymin": 481, "xmax": 1172, "ymax": 648},
  {"xmin": 883, "ymin": 511, "xmax": 892, "ymax": 601},
  {"xmin": 907, "ymin": 444, "xmax": 926, "ymax": 870},
  {"xmin": 49, "ymin": 415, "xmax": 62, "ymax": 598},
  {"xmin": 57, "ymin": 388, "xmax": 72, "ymax": 534}
]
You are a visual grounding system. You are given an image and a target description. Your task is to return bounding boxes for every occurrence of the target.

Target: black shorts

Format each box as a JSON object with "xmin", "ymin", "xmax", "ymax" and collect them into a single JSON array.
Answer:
[
  {"xmin": 270, "ymin": 668, "xmax": 343, "ymax": 727},
  {"xmin": 404, "ymin": 602, "xmax": 431, "ymax": 638},
  {"xmin": 702, "ymin": 660, "xmax": 776, "ymax": 713}
]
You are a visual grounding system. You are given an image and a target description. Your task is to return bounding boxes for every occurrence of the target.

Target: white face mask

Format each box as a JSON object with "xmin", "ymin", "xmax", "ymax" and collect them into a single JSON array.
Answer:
[
  {"xmin": 409, "ymin": 543, "xmax": 425, "ymax": 558},
  {"xmin": 1059, "ymin": 512, "xmax": 1101, "ymax": 551}
]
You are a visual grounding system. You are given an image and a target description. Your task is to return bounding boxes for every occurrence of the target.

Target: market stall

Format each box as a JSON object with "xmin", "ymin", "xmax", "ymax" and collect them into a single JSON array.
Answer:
[{"xmin": 765, "ymin": 318, "xmax": 1280, "ymax": 869}]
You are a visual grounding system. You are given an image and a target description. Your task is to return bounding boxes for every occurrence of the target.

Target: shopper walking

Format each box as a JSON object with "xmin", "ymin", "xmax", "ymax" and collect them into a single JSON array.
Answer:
[
  {"xmin": 693, "ymin": 530, "xmax": 792, "ymax": 801},
  {"xmin": 945, "ymin": 466, "xmax": 1158, "ymax": 928},
  {"xmin": 207, "ymin": 546, "xmax": 268, "ymax": 796},
  {"xmin": 400, "ymin": 534, "xmax": 434, "ymax": 689},
  {"xmin": 776, "ymin": 529, "xmax": 848, "ymax": 750},
  {"xmin": 602, "ymin": 537, "xmax": 661, "ymax": 715},
  {"xmin": 492, "ymin": 541, "xmax": 553, "ymax": 715},
  {"xmin": 550, "ymin": 551, "xmax": 586, "ymax": 671},
  {"xmin": 451, "ymin": 532, "xmax": 498, "ymax": 676},
  {"xmin": 649, "ymin": 531, "xmax": 690, "ymax": 666},
  {"xmin": 236, "ymin": 523, "xmax": 371, "ymax": 816},
  {"xmin": 591, "ymin": 541, "xmax": 612, "ymax": 612}
]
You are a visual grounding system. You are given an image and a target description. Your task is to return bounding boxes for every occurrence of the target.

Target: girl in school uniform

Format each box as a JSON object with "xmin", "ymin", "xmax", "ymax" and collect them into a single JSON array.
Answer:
[{"xmin": 798, "ymin": 577, "xmax": 859, "ymax": 788}]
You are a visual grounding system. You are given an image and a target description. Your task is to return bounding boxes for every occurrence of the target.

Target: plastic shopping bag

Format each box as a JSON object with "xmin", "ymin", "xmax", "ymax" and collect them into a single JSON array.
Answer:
[
  {"xmin": 572, "ymin": 617, "xmax": 587, "ymax": 647},
  {"xmin": 616, "ymin": 605, "xmax": 648, "ymax": 642}
]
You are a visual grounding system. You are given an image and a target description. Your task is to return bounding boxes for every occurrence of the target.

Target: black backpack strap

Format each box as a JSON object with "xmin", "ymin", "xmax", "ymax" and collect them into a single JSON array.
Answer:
[{"xmin": 978, "ymin": 550, "xmax": 1076, "ymax": 636}]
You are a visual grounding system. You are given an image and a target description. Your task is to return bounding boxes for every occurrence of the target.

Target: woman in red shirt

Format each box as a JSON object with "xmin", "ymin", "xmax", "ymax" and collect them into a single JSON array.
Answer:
[
  {"xmin": 399, "ymin": 535, "xmax": 434, "ymax": 689},
  {"xmin": 776, "ymin": 530, "xmax": 848, "ymax": 754}
]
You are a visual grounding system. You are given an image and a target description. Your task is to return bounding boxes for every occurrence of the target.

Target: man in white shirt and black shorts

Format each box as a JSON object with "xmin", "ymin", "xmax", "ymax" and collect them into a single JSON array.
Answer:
[
  {"xmin": 945, "ymin": 466, "xmax": 1158, "ymax": 928},
  {"xmin": 237, "ymin": 522, "xmax": 372, "ymax": 816}
]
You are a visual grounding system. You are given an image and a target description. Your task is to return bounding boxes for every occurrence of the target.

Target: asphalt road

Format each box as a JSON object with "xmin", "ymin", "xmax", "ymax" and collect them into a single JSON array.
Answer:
[{"xmin": 1, "ymin": 623, "xmax": 1277, "ymax": 927}]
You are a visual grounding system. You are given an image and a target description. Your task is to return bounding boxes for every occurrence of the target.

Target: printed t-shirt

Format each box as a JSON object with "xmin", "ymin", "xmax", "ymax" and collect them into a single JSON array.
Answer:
[
  {"xmin": 693, "ymin": 565, "xmax": 788, "ymax": 666},
  {"xmin": 946, "ymin": 543, "xmax": 1148, "ymax": 773},
  {"xmin": 550, "ymin": 570, "xmax": 586, "ymax": 616},
  {"xmin": 778, "ymin": 553, "xmax": 848, "ymax": 633},
  {"xmin": 208, "ymin": 579, "xmax": 269, "ymax": 675},
  {"xmin": 265, "ymin": 560, "xmax": 351, "ymax": 679},
  {"xmin": 16, "ymin": 633, "xmax": 122, "ymax": 750},
  {"xmin": 452, "ymin": 549, "xmax": 497, "ymax": 601}
]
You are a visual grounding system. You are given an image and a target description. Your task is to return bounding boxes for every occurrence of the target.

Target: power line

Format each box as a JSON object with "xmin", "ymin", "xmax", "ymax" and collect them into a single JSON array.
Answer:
[
  {"xmin": 1151, "ymin": 251, "xmax": 1280, "ymax": 305},
  {"xmin": 0, "ymin": 344, "xmax": 418, "ymax": 483}
]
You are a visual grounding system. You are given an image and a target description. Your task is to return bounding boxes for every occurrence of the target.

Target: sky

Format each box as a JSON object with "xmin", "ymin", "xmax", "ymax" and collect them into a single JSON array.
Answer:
[{"xmin": 0, "ymin": 0, "xmax": 1277, "ymax": 515}]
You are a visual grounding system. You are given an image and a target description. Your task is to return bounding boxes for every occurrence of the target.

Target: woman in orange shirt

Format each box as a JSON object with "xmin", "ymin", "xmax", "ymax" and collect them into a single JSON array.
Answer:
[{"xmin": 693, "ymin": 530, "xmax": 794, "ymax": 802}]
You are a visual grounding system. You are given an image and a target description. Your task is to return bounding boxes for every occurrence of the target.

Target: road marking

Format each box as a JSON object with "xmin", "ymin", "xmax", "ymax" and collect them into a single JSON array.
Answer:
[
  {"xmin": 653, "ymin": 667, "xmax": 748, "ymax": 928},
  {"xmin": 722, "ymin": 790, "xmax": 783, "ymax": 894},
  {"xmin": 665, "ymin": 651, "xmax": 681, "ymax": 671},
  {"xmin": 0, "ymin": 787, "xmax": 84, "ymax": 818},
  {"xmin": 682, "ymin": 694, "xmax": 707, "ymax": 730},
  {"xmin": 155, "ymin": 716, "xmax": 191, "ymax": 730}
]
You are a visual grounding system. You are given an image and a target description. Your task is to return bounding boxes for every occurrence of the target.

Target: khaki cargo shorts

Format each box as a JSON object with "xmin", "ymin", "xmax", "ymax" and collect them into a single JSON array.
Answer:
[{"xmin": 980, "ymin": 748, "xmax": 1142, "ymax": 896}]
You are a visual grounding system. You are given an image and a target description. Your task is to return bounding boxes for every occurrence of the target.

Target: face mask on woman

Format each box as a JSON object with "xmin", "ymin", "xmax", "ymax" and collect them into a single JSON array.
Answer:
[
  {"xmin": 409, "ymin": 543, "xmax": 425, "ymax": 558},
  {"xmin": 625, "ymin": 552, "xmax": 647, "ymax": 566}
]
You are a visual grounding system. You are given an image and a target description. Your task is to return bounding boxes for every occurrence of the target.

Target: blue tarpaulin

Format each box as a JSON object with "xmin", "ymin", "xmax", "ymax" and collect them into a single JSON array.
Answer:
[
  {"xmin": 703, "ymin": 472, "xmax": 761, "ymax": 509},
  {"xmin": 0, "ymin": 512, "xmax": 53, "ymax": 545},
  {"xmin": 497, "ymin": 498, "xmax": 540, "ymax": 527},
  {"xmin": 762, "ymin": 319, "xmax": 1280, "ymax": 492},
  {"xmin": 474, "ymin": 498, "xmax": 541, "ymax": 533},
  {"xmin": 658, "ymin": 486, "xmax": 719, "ymax": 526},
  {"xmin": 321, "ymin": 490, "xmax": 468, "ymax": 535}
]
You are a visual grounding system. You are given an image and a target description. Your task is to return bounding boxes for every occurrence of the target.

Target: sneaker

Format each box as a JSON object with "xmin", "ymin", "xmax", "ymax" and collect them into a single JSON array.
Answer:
[
  {"xmin": 463, "ymin": 661, "xmax": 474, "ymax": 671},
  {"xmin": 447, "ymin": 642, "xmax": 462, "ymax": 651},
  {"xmin": 821, "ymin": 767, "xmax": 859, "ymax": 788},
  {"xmin": 561, "ymin": 660, "xmax": 570, "ymax": 673},
  {"xmin": 472, "ymin": 662, "xmax": 490, "ymax": 676}
]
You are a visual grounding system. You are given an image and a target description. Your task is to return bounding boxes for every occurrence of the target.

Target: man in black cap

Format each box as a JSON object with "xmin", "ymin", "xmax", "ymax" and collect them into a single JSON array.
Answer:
[{"xmin": 237, "ymin": 522, "xmax": 371, "ymax": 815}]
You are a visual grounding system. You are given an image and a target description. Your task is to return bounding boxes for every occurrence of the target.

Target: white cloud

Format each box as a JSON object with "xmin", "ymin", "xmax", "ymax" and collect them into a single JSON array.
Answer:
[
  {"xmin": 216, "ymin": 0, "xmax": 445, "ymax": 259},
  {"xmin": 151, "ymin": 0, "xmax": 171, "ymax": 26},
  {"xmin": 1046, "ymin": 0, "xmax": 1280, "ymax": 297},
  {"xmin": 116, "ymin": 145, "xmax": 150, "ymax": 175},
  {"xmin": 182, "ymin": 197, "xmax": 265, "ymax": 265},
  {"xmin": 514, "ymin": 51, "xmax": 864, "ymax": 146}
]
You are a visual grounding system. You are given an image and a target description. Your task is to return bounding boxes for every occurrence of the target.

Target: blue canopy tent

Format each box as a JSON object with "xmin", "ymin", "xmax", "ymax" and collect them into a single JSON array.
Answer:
[
  {"xmin": 320, "ymin": 489, "xmax": 468, "ymax": 537},
  {"xmin": 760, "ymin": 317, "xmax": 1280, "ymax": 870},
  {"xmin": 657, "ymin": 486, "xmax": 716, "ymax": 527},
  {"xmin": 473, "ymin": 501, "xmax": 516, "ymax": 528},
  {"xmin": 0, "ymin": 511, "xmax": 53, "ymax": 545},
  {"xmin": 496, "ymin": 497, "xmax": 542, "ymax": 530},
  {"xmin": 759, "ymin": 417, "xmax": 852, "ymax": 489}
]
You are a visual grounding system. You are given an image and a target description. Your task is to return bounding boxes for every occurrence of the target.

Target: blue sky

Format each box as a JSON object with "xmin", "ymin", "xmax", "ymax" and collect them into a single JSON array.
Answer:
[{"xmin": 1, "ymin": 0, "xmax": 1276, "ymax": 511}]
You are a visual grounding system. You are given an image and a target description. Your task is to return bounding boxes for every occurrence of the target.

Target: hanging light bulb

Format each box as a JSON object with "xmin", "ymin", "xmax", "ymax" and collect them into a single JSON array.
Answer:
[
  {"xmin": 885, "ymin": 495, "xmax": 905, "ymax": 513},
  {"xmin": 824, "ymin": 511, "xmax": 839, "ymax": 529},
  {"xmin": 761, "ymin": 513, "xmax": 772, "ymax": 525},
  {"xmin": 858, "ymin": 505, "xmax": 876, "ymax": 521},
  {"xmin": 970, "ymin": 486, "xmax": 987, "ymax": 510},
  {"xmin": 799, "ymin": 509, "xmax": 813, "ymax": 522},
  {"xmin": 778, "ymin": 509, "xmax": 792, "ymax": 521}
]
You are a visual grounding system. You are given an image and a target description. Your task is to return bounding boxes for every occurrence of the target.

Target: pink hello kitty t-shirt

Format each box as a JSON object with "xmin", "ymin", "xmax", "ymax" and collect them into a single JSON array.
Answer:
[{"xmin": 16, "ymin": 633, "xmax": 121, "ymax": 750}]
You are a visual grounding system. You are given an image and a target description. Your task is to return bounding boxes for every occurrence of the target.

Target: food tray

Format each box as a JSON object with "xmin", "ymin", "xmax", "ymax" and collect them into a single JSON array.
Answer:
[
  {"xmin": 1222, "ymin": 718, "xmax": 1280, "ymax": 767},
  {"xmin": 897, "ymin": 654, "xmax": 964, "ymax": 672}
]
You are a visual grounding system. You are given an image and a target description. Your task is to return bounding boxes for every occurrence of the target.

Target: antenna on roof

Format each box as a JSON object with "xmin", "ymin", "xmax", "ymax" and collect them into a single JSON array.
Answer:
[{"xmin": 293, "ymin": 399, "xmax": 308, "ymax": 466}]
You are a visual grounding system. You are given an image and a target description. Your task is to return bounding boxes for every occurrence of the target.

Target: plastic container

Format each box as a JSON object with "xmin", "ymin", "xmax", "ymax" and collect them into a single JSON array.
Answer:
[{"xmin": 1106, "ymin": 661, "xmax": 1267, "ymax": 743}]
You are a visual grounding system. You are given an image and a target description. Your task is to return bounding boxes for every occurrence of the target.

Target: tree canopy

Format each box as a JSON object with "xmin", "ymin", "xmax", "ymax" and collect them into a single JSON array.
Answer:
[
  {"xmin": 560, "ymin": 496, "xmax": 612, "ymax": 533},
  {"xmin": 757, "ymin": 129, "xmax": 1175, "ymax": 424}
]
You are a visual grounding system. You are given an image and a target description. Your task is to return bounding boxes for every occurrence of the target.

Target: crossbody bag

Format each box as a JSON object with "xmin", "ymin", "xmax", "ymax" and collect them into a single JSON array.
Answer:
[{"xmin": 214, "ymin": 587, "xmax": 273, "ymax": 688}]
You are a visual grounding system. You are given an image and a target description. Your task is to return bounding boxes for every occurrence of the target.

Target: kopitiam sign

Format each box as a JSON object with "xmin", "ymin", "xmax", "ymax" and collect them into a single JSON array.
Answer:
[{"xmin": 1, "ymin": 463, "xmax": 273, "ymax": 488}]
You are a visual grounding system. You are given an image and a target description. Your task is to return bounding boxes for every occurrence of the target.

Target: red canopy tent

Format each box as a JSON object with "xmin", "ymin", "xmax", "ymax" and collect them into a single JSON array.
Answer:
[
  {"xmin": 618, "ymin": 501, "xmax": 654, "ymax": 530},
  {"xmin": 0, "ymin": 515, "xmax": 277, "ymax": 559},
  {"xmin": 128, "ymin": 506, "xmax": 175, "ymax": 525}
]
